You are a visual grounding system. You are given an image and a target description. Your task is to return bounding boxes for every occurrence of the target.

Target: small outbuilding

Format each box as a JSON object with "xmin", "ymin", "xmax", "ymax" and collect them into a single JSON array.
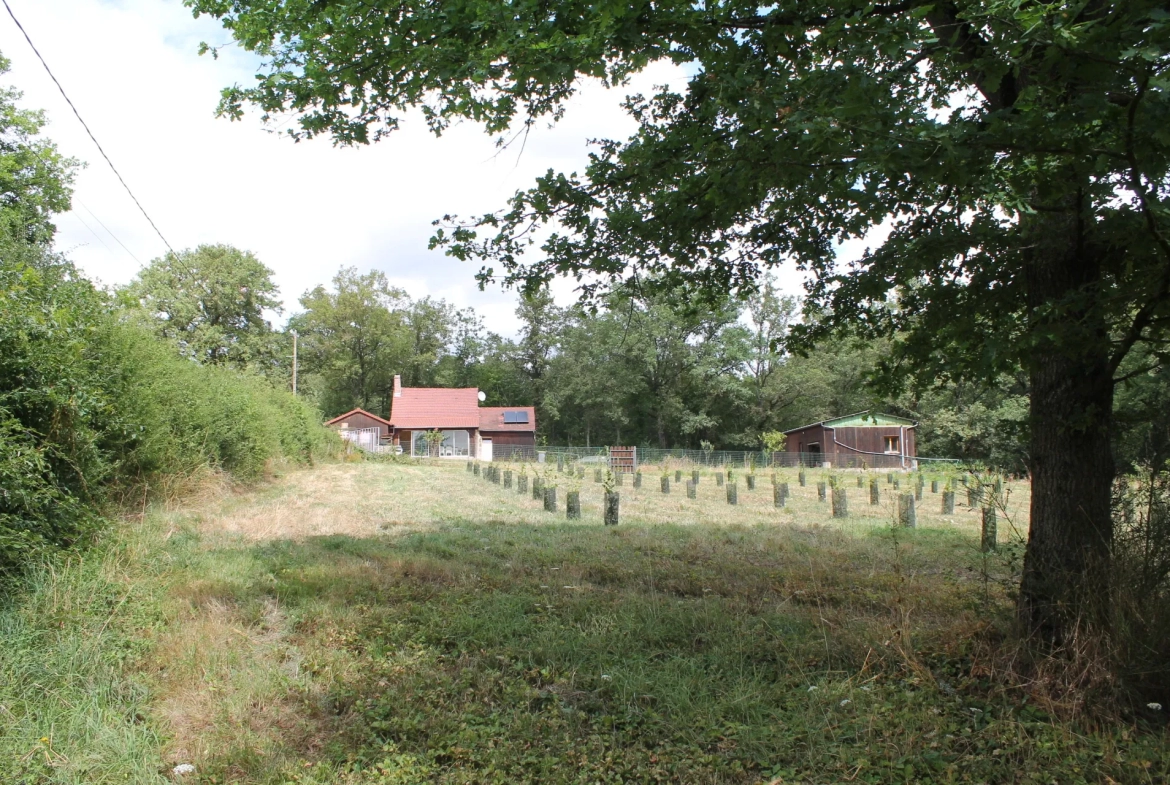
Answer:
[
  {"xmin": 783, "ymin": 411, "xmax": 917, "ymax": 469},
  {"xmin": 324, "ymin": 408, "xmax": 393, "ymax": 450}
]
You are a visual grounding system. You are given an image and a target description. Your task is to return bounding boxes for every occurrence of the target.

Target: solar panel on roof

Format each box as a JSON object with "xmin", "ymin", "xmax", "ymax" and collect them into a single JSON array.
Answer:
[{"xmin": 503, "ymin": 410, "xmax": 529, "ymax": 424}]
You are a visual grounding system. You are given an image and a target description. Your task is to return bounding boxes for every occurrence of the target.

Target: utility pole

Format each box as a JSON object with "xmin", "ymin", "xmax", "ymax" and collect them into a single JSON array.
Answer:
[{"xmin": 291, "ymin": 330, "xmax": 298, "ymax": 395}]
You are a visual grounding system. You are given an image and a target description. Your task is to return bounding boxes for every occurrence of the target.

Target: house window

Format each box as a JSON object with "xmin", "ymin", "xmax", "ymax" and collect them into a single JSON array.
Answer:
[
  {"xmin": 884, "ymin": 435, "xmax": 900, "ymax": 454},
  {"xmin": 412, "ymin": 430, "xmax": 470, "ymax": 457}
]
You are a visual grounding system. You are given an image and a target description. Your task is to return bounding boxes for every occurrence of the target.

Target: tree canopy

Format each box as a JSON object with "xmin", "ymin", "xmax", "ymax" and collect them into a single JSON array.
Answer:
[{"xmin": 122, "ymin": 244, "xmax": 282, "ymax": 369}]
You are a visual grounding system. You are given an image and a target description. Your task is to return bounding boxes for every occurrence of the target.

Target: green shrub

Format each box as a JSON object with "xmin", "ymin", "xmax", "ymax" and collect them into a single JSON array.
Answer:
[{"xmin": 0, "ymin": 249, "xmax": 336, "ymax": 578}]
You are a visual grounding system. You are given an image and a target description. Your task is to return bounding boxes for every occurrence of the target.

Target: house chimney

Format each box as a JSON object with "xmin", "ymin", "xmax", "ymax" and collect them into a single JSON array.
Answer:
[{"xmin": 393, "ymin": 375, "xmax": 402, "ymax": 398}]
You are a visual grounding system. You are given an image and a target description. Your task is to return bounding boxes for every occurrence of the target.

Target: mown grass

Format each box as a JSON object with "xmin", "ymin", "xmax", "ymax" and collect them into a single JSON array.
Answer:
[{"xmin": 2, "ymin": 462, "xmax": 1167, "ymax": 784}]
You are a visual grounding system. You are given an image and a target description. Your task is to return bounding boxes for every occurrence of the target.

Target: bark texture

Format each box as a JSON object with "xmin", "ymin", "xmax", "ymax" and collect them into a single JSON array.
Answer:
[{"xmin": 1018, "ymin": 208, "xmax": 1116, "ymax": 644}]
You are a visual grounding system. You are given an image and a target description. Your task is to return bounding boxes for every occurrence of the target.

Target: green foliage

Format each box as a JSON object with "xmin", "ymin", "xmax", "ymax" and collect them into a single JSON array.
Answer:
[
  {"xmin": 420, "ymin": 429, "xmax": 445, "ymax": 458},
  {"xmin": 101, "ymin": 322, "xmax": 334, "ymax": 481},
  {"xmin": 0, "ymin": 64, "xmax": 332, "ymax": 578},
  {"xmin": 0, "ymin": 252, "xmax": 333, "ymax": 577},
  {"xmin": 761, "ymin": 431, "xmax": 787, "ymax": 454},
  {"xmin": 290, "ymin": 267, "xmax": 503, "ymax": 418},
  {"xmin": 120, "ymin": 244, "xmax": 283, "ymax": 370},
  {"xmin": 191, "ymin": 0, "xmax": 1170, "ymax": 387}
]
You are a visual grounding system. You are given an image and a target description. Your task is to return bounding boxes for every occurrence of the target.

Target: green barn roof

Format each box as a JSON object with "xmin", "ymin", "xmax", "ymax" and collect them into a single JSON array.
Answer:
[{"xmin": 783, "ymin": 411, "xmax": 916, "ymax": 433}]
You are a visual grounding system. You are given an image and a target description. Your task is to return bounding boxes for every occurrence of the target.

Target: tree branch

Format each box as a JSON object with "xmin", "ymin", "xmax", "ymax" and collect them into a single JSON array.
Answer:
[
  {"xmin": 924, "ymin": 2, "xmax": 1018, "ymax": 111},
  {"xmin": 1111, "ymin": 73, "xmax": 1170, "ymax": 375}
]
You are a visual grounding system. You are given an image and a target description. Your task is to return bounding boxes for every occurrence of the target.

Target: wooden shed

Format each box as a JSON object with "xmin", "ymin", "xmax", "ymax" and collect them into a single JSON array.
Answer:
[
  {"xmin": 325, "ymin": 408, "xmax": 392, "ymax": 439},
  {"xmin": 783, "ymin": 411, "xmax": 917, "ymax": 469}
]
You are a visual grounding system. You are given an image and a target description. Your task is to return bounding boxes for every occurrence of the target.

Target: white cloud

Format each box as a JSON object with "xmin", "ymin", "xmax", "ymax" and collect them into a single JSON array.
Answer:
[{"xmin": 2, "ymin": 0, "xmax": 807, "ymax": 337}]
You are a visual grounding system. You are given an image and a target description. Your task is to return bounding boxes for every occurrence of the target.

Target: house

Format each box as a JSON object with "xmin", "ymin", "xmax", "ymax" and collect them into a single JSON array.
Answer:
[
  {"xmin": 387, "ymin": 375, "xmax": 536, "ymax": 460},
  {"xmin": 783, "ymin": 411, "xmax": 917, "ymax": 469}
]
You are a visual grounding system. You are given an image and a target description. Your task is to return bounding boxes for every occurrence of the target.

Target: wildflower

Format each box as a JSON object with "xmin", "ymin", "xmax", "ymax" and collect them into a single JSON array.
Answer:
[
  {"xmin": 839, "ymin": 699, "xmax": 851, "ymax": 707},
  {"xmin": 601, "ymin": 674, "xmax": 612, "ymax": 681},
  {"xmin": 173, "ymin": 763, "xmax": 196, "ymax": 776},
  {"xmin": 1148, "ymin": 702, "xmax": 1163, "ymax": 711}
]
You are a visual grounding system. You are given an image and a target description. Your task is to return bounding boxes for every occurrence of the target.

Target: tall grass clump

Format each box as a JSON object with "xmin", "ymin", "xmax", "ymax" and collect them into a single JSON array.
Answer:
[{"xmin": 1113, "ymin": 467, "xmax": 1170, "ymax": 708}]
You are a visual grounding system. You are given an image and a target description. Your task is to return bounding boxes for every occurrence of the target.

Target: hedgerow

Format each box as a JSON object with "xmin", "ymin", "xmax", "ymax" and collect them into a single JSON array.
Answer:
[{"xmin": 0, "ymin": 244, "xmax": 335, "ymax": 578}]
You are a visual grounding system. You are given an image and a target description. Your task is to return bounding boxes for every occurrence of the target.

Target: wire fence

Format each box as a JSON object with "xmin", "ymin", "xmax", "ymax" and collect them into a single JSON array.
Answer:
[{"xmin": 491, "ymin": 445, "xmax": 962, "ymax": 471}]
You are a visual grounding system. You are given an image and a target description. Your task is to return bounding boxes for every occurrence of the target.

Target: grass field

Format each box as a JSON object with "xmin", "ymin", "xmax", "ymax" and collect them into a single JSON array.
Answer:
[{"xmin": 2, "ymin": 459, "xmax": 1167, "ymax": 784}]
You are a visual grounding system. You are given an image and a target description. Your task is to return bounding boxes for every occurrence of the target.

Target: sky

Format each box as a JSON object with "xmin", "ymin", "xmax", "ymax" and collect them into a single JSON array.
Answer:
[{"xmin": 0, "ymin": 0, "xmax": 809, "ymax": 336}]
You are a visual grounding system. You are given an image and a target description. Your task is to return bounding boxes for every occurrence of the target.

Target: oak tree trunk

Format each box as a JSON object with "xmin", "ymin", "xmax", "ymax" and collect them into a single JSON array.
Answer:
[{"xmin": 1018, "ymin": 207, "xmax": 1115, "ymax": 644}]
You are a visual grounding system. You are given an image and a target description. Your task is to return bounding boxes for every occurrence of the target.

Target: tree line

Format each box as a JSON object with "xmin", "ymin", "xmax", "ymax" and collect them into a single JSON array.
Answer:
[{"xmin": 123, "ymin": 247, "xmax": 1166, "ymax": 476}]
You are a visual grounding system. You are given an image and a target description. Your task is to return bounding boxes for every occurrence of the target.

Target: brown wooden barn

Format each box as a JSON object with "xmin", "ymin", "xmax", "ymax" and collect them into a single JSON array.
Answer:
[{"xmin": 783, "ymin": 411, "xmax": 917, "ymax": 469}]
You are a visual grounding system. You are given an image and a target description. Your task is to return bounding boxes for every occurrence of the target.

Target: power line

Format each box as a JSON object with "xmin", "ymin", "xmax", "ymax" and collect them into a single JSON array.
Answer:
[
  {"xmin": 79, "ymin": 201, "xmax": 142, "ymax": 264},
  {"xmin": 1, "ymin": 0, "xmax": 175, "ymax": 255},
  {"xmin": 71, "ymin": 210, "xmax": 115, "ymax": 255}
]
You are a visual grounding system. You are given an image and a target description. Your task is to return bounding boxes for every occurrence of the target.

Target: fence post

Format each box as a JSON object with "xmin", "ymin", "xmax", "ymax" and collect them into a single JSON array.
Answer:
[
  {"xmin": 503, "ymin": 469, "xmax": 512, "ymax": 489},
  {"xmin": 716, "ymin": 472, "xmax": 724, "ymax": 487},
  {"xmin": 532, "ymin": 476, "xmax": 543, "ymax": 501},
  {"xmin": 518, "ymin": 474, "xmax": 528, "ymax": 494},
  {"xmin": 566, "ymin": 490, "xmax": 581, "ymax": 519},
  {"xmin": 634, "ymin": 471, "xmax": 642, "ymax": 489},
  {"xmin": 661, "ymin": 476, "xmax": 670, "ymax": 494},
  {"xmin": 870, "ymin": 479, "xmax": 880, "ymax": 505},
  {"xmin": 726, "ymin": 482, "xmax": 738, "ymax": 505},
  {"xmin": 544, "ymin": 485, "xmax": 557, "ymax": 513},
  {"xmin": 686, "ymin": 481, "xmax": 696, "ymax": 499},
  {"xmin": 942, "ymin": 490, "xmax": 955, "ymax": 514},
  {"xmin": 693, "ymin": 469, "xmax": 701, "ymax": 486},
  {"xmin": 774, "ymin": 483, "xmax": 786, "ymax": 508},
  {"xmin": 799, "ymin": 469, "xmax": 807, "ymax": 487},
  {"xmin": 747, "ymin": 475, "xmax": 757, "ymax": 490},
  {"xmin": 817, "ymin": 481, "xmax": 827, "ymax": 501}
]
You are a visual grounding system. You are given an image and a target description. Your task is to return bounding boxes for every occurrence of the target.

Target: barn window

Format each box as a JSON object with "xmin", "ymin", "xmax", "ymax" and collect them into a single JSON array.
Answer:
[
  {"xmin": 884, "ymin": 436, "xmax": 900, "ymax": 454},
  {"xmin": 411, "ymin": 429, "xmax": 470, "ymax": 457}
]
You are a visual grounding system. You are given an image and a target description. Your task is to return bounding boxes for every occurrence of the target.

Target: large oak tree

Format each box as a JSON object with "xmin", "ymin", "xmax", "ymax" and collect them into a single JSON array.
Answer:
[{"xmin": 186, "ymin": 0, "xmax": 1170, "ymax": 643}]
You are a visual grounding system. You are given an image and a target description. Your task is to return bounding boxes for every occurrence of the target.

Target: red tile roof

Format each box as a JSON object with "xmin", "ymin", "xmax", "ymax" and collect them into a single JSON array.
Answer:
[
  {"xmin": 389, "ymin": 387, "xmax": 481, "ymax": 429},
  {"xmin": 479, "ymin": 406, "xmax": 537, "ymax": 432},
  {"xmin": 324, "ymin": 408, "xmax": 392, "ymax": 427}
]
